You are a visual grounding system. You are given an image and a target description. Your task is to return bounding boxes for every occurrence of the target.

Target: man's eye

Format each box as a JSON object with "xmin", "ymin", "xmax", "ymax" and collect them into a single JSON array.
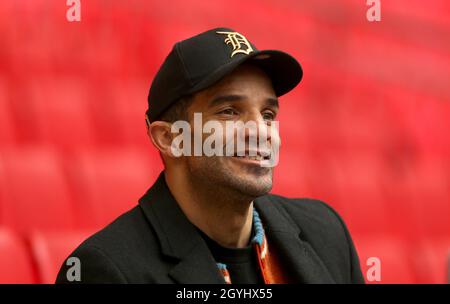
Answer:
[
  {"xmin": 262, "ymin": 112, "xmax": 275, "ymax": 121},
  {"xmin": 219, "ymin": 108, "xmax": 238, "ymax": 116}
]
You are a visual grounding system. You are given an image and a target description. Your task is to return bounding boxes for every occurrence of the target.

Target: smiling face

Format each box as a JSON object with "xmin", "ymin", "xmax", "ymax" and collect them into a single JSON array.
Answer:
[{"xmin": 179, "ymin": 63, "xmax": 280, "ymax": 198}]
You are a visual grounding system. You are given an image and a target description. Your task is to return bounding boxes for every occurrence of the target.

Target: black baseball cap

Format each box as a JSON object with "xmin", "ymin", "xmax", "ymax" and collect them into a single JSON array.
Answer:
[{"xmin": 146, "ymin": 27, "xmax": 303, "ymax": 123}]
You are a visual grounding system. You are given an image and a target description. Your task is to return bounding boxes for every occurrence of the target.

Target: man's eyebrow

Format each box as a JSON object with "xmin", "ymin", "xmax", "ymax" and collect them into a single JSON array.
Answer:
[
  {"xmin": 266, "ymin": 97, "xmax": 279, "ymax": 109},
  {"xmin": 208, "ymin": 94, "xmax": 244, "ymax": 107},
  {"xmin": 208, "ymin": 94, "xmax": 279, "ymax": 108}
]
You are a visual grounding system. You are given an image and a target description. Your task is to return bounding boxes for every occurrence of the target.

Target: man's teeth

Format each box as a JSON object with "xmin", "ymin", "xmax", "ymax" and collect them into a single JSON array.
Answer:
[{"xmin": 235, "ymin": 155, "xmax": 264, "ymax": 160}]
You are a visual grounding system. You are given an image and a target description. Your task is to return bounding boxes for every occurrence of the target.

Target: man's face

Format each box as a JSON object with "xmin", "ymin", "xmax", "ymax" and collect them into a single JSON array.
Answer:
[{"xmin": 181, "ymin": 64, "xmax": 280, "ymax": 198}]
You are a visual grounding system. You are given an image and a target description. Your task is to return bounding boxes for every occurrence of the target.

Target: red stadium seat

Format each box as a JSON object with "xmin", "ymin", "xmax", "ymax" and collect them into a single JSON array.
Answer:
[
  {"xmin": 329, "ymin": 153, "xmax": 393, "ymax": 236},
  {"xmin": 85, "ymin": 78, "xmax": 165, "ymax": 153},
  {"xmin": 0, "ymin": 79, "xmax": 16, "ymax": 145},
  {"xmin": 414, "ymin": 238, "xmax": 450, "ymax": 284},
  {"xmin": 68, "ymin": 148, "xmax": 160, "ymax": 228},
  {"xmin": 25, "ymin": 78, "xmax": 96, "ymax": 150},
  {"xmin": 410, "ymin": 159, "xmax": 450, "ymax": 238},
  {"xmin": 354, "ymin": 235, "xmax": 417, "ymax": 284},
  {"xmin": 30, "ymin": 230, "xmax": 93, "ymax": 284},
  {"xmin": 0, "ymin": 148, "xmax": 76, "ymax": 232},
  {"xmin": 275, "ymin": 150, "xmax": 393, "ymax": 236},
  {"xmin": 0, "ymin": 228, "xmax": 37, "ymax": 283},
  {"xmin": 272, "ymin": 149, "xmax": 317, "ymax": 198},
  {"xmin": 110, "ymin": 81, "xmax": 149, "ymax": 147}
]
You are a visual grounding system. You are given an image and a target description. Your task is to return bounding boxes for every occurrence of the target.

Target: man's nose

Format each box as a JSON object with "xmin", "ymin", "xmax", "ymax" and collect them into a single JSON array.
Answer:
[{"xmin": 243, "ymin": 113, "xmax": 272, "ymax": 142}]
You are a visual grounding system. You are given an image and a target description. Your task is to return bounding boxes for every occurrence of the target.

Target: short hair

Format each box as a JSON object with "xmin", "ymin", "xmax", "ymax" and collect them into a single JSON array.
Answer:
[
  {"xmin": 146, "ymin": 95, "xmax": 194, "ymax": 166},
  {"xmin": 157, "ymin": 94, "xmax": 194, "ymax": 123}
]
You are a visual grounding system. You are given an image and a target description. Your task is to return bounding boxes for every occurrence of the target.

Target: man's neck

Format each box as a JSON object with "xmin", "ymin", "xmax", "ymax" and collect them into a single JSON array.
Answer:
[{"xmin": 165, "ymin": 170, "xmax": 253, "ymax": 248}]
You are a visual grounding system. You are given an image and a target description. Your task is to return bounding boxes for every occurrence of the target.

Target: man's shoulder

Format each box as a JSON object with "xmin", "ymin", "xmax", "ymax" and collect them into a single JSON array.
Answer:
[
  {"xmin": 259, "ymin": 194, "xmax": 364, "ymax": 283},
  {"xmin": 56, "ymin": 205, "xmax": 162, "ymax": 283},
  {"xmin": 75, "ymin": 194, "xmax": 346, "ymax": 253},
  {"xmin": 77, "ymin": 205, "xmax": 155, "ymax": 253},
  {"xmin": 263, "ymin": 194, "xmax": 346, "ymax": 229},
  {"xmin": 258, "ymin": 193, "xmax": 353, "ymax": 249}
]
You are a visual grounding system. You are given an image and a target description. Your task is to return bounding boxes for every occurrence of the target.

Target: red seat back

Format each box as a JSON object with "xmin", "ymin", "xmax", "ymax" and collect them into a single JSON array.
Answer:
[
  {"xmin": 30, "ymin": 230, "xmax": 92, "ymax": 284},
  {"xmin": 0, "ymin": 148, "xmax": 76, "ymax": 232},
  {"xmin": 0, "ymin": 228, "xmax": 37, "ymax": 283}
]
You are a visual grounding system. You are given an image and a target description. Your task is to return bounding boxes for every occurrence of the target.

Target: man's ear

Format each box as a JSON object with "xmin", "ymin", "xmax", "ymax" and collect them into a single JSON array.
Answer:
[{"xmin": 147, "ymin": 120, "xmax": 175, "ymax": 158}]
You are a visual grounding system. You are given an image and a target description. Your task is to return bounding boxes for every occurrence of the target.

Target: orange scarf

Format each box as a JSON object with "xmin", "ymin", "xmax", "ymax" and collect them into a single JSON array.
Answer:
[{"xmin": 216, "ymin": 209, "xmax": 291, "ymax": 284}]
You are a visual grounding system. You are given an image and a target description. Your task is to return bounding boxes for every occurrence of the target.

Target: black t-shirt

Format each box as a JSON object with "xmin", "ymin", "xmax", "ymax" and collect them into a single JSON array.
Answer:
[{"xmin": 197, "ymin": 228, "xmax": 264, "ymax": 284}]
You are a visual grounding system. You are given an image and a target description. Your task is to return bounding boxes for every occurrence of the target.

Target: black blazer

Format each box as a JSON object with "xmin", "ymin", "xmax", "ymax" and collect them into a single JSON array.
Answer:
[{"xmin": 56, "ymin": 172, "xmax": 364, "ymax": 284}]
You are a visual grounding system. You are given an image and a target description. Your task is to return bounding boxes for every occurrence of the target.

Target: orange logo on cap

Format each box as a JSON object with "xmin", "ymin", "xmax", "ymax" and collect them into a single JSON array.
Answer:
[{"xmin": 216, "ymin": 31, "xmax": 254, "ymax": 58}]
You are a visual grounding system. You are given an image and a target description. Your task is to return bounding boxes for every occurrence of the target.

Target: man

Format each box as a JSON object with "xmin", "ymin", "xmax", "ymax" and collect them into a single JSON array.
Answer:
[{"xmin": 56, "ymin": 28, "xmax": 364, "ymax": 284}]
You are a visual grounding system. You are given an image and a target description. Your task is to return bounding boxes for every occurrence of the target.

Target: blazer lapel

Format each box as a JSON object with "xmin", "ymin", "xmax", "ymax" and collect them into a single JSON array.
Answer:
[
  {"xmin": 255, "ymin": 196, "xmax": 336, "ymax": 284},
  {"xmin": 168, "ymin": 242, "xmax": 225, "ymax": 284},
  {"xmin": 138, "ymin": 172, "xmax": 334, "ymax": 283},
  {"xmin": 138, "ymin": 172, "xmax": 225, "ymax": 284}
]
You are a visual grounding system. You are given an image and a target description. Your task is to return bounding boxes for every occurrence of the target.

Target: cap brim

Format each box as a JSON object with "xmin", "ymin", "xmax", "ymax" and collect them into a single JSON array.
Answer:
[{"xmin": 187, "ymin": 49, "xmax": 303, "ymax": 98}]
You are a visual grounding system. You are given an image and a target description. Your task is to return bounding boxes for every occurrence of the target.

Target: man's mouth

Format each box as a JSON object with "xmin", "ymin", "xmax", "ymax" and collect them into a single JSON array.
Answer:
[{"xmin": 231, "ymin": 150, "xmax": 271, "ymax": 161}]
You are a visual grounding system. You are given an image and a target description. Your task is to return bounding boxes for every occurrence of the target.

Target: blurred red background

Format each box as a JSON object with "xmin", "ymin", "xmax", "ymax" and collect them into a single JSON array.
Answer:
[{"xmin": 0, "ymin": 0, "xmax": 449, "ymax": 283}]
